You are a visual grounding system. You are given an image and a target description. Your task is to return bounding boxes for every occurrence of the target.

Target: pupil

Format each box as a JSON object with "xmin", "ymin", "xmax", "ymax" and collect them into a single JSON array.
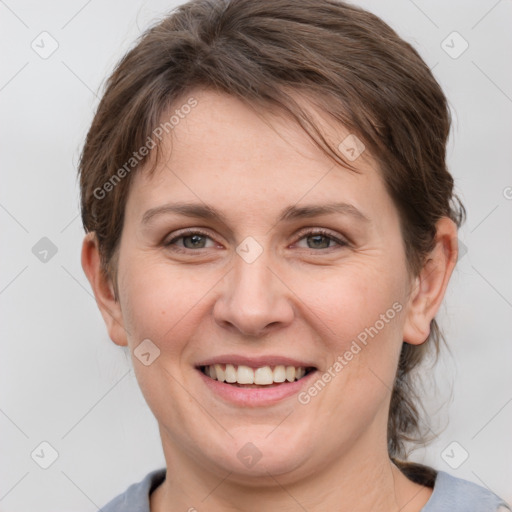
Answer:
[
  {"xmin": 309, "ymin": 235, "xmax": 329, "ymax": 249},
  {"xmin": 184, "ymin": 234, "xmax": 205, "ymax": 248}
]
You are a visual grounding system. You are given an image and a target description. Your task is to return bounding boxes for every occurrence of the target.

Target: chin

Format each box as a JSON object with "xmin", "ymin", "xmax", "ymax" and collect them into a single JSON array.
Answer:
[{"xmin": 214, "ymin": 431, "xmax": 311, "ymax": 482}]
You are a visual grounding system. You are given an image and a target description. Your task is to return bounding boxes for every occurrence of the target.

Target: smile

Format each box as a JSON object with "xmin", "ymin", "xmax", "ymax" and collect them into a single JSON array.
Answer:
[{"xmin": 200, "ymin": 364, "xmax": 315, "ymax": 387}]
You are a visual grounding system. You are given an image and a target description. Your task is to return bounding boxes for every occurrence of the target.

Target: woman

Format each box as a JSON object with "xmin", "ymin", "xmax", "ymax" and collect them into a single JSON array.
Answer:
[{"xmin": 80, "ymin": 0, "xmax": 510, "ymax": 510}]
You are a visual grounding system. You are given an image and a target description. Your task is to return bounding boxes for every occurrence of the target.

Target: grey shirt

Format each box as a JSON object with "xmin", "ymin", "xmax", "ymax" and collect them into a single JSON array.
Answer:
[{"xmin": 101, "ymin": 467, "xmax": 511, "ymax": 511}]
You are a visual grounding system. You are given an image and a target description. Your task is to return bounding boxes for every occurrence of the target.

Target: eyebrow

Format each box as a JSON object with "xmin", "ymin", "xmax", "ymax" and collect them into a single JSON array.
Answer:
[{"xmin": 141, "ymin": 201, "xmax": 370, "ymax": 226}]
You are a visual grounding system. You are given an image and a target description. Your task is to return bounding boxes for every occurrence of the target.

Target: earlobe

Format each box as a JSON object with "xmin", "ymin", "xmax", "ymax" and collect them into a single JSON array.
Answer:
[
  {"xmin": 402, "ymin": 217, "xmax": 459, "ymax": 346},
  {"xmin": 81, "ymin": 232, "xmax": 128, "ymax": 347}
]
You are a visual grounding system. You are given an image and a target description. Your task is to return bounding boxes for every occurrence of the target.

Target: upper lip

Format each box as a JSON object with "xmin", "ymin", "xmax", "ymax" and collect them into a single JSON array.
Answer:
[{"xmin": 195, "ymin": 355, "xmax": 317, "ymax": 369}]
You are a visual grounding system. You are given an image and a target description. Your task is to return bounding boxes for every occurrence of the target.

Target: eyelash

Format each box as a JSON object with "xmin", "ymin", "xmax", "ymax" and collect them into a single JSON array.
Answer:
[{"xmin": 163, "ymin": 228, "xmax": 348, "ymax": 253}]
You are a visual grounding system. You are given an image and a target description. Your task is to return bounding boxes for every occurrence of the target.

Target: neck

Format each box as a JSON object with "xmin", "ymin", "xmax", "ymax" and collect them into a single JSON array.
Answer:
[{"xmin": 150, "ymin": 429, "xmax": 432, "ymax": 512}]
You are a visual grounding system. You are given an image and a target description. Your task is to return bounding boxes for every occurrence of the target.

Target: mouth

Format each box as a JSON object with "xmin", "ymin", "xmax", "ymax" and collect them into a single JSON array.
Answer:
[
  {"xmin": 197, "ymin": 363, "xmax": 317, "ymax": 388},
  {"xmin": 195, "ymin": 355, "xmax": 320, "ymax": 406}
]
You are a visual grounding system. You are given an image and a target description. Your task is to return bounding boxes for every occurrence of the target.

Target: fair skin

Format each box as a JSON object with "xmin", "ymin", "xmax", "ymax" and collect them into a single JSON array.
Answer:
[{"xmin": 82, "ymin": 89, "xmax": 458, "ymax": 511}]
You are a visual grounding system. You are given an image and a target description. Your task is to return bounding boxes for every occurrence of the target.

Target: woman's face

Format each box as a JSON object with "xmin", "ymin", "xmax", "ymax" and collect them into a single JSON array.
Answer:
[{"xmin": 109, "ymin": 89, "xmax": 419, "ymax": 482}]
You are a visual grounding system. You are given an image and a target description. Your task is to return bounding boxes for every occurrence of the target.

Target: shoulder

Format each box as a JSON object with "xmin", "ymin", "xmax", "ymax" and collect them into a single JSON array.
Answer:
[
  {"xmin": 101, "ymin": 468, "xmax": 166, "ymax": 512},
  {"xmin": 423, "ymin": 470, "xmax": 511, "ymax": 512},
  {"xmin": 99, "ymin": 467, "xmax": 511, "ymax": 512}
]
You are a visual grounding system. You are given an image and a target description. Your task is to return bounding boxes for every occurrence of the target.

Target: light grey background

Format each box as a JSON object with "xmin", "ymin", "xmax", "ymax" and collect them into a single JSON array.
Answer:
[{"xmin": 1, "ymin": 0, "xmax": 511, "ymax": 510}]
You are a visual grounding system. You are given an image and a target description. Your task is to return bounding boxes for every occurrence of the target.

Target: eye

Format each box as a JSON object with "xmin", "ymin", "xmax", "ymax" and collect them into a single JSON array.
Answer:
[
  {"xmin": 163, "ymin": 228, "xmax": 349, "ymax": 253},
  {"xmin": 294, "ymin": 228, "xmax": 348, "ymax": 250},
  {"xmin": 164, "ymin": 229, "xmax": 217, "ymax": 251}
]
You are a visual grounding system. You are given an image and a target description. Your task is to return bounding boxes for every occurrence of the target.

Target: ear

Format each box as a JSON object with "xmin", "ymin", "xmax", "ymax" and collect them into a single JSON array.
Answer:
[
  {"xmin": 81, "ymin": 232, "xmax": 128, "ymax": 347},
  {"xmin": 402, "ymin": 217, "xmax": 459, "ymax": 345}
]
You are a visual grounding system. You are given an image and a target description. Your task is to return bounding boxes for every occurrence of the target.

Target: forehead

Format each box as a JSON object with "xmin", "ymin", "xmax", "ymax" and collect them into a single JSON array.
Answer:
[
  {"xmin": 124, "ymin": 88, "xmax": 392, "ymax": 224},
  {"xmin": 158, "ymin": 88, "xmax": 373, "ymax": 169}
]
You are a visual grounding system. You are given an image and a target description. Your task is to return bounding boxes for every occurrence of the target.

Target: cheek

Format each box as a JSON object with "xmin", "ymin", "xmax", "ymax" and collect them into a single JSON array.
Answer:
[
  {"xmin": 297, "ymin": 260, "xmax": 405, "ymax": 343},
  {"xmin": 119, "ymin": 256, "xmax": 213, "ymax": 352},
  {"xmin": 299, "ymin": 267, "xmax": 405, "ymax": 435},
  {"xmin": 297, "ymin": 258, "xmax": 406, "ymax": 402},
  {"xmin": 118, "ymin": 230, "xmax": 408, "ymax": 363}
]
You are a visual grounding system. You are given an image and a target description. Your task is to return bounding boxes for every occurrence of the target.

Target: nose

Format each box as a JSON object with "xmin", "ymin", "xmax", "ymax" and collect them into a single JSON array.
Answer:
[{"xmin": 213, "ymin": 247, "xmax": 295, "ymax": 338}]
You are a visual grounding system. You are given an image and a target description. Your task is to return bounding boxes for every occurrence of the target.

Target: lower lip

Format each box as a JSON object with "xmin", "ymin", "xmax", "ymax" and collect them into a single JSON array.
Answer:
[{"xmin": 197, "ymin": 368, "xmax": 318, "ymax": 407}]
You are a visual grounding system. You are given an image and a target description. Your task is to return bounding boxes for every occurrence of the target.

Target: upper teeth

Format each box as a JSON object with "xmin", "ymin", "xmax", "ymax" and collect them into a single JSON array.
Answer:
[{"xmin": 204, "ymin": 364, "xmax": 307, "ymax": 385}]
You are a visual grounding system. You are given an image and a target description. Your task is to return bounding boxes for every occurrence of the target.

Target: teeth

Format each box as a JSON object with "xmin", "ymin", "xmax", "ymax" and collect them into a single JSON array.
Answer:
[
  {"xmin": 237, "ymin": 365, "xmax": 254, "ymax": 384},
  {"xmin": 202, "ymin": 364, "xmax": 311, "ymax": 385},
  {"xmin": 273, "ymin": 365, "xmax": 286, "ymax": 383},
  {"xmin": 214, "ymin": 364, "xmax": 225, "ymax": 382},
  {"xmin": 285, "ymin": 366, "xmax": 296, "ymax": 382},
  {"xmin": 254, "ymin": 366, "xmax": 273, "ymax": 385},
  {"xmin": 225, "ymin": 364, "xmax": 237, "ymax": 383}
]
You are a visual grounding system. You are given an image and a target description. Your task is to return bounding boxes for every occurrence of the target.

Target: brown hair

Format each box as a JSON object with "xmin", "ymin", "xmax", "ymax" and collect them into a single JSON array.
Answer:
[{"xmin": 78, "ymin": 0, "xmax": 465, "ymax": 485}]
